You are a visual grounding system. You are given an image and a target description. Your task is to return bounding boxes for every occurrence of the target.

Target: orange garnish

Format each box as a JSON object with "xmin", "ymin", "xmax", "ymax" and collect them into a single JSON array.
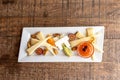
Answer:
[{"xmin": 47, "ymin": 38, "xmax": 55, "ymax": 46}]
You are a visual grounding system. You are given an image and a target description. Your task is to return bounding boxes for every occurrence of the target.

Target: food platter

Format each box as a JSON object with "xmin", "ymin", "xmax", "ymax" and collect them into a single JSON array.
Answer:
[{"xmin": 18, "ymin": 26, "xmax": 104, "ymax": 62}]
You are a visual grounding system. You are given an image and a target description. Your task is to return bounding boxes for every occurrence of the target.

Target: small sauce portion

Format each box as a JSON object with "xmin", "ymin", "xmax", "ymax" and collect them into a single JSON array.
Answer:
[{"xmin": 77, "ymin": 41, "xmax": 94, "ymax": 58}]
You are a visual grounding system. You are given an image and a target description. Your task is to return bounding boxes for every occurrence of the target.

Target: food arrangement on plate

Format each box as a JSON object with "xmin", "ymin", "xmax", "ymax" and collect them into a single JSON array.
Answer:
[{"xmin": 26, "ymin": 28, "xmax": 103, "ymax": 60}]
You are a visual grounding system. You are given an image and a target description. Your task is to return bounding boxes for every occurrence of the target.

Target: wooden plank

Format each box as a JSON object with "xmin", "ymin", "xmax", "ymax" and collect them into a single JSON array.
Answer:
[
  {"xmin": 0, "ymin": 37, "xmax": 12, "ymax": 58},
  {"xmin": 0, "ymin": 62, "xmax": 89, "ymax": 80},
  {"xmin": 99, "ymin": 0, "xmax": 106, "ymax": 18},
  {"xmin": 0, "ymin": 17, "xmax": 33, "ymax": 37},
  {"xmin": 82, "ymin": 0, "xmax": 92, "ymax": 18},
  {"xmin": 0, "ymin": 37, "xmax": 8, "ymax": 44},
  {"xmin": 64, "ymin": 0, "xmax": 95, "ymax": 18},
  {"xmin": 0, "ymin": 17, "xmax": 7, "ymax": 27},
  {"xmin": 103, "ymin": 39, "xmax": 118, "ymax": 63},
  {"xmin": 0, "ymin": 63, "xmax": 45, "ymax": 80},
  {"xmin": 34, "ymin": 17, "xmax": 66, "ymax": 26},
  {"xmin": 11, "ymin": 37, "xmax": 20, "ymax": 59},
  {"xmin": 0, "ymin": 0, "xmax": 8, "ymax": 16},
  {"xmin": 1, "ymin": 17, "xmax": 120, "ymax": 39},
  {"xmin": 118, "ymin": 64, "xmax": 120, "ymax": 79},
  {"xmin": 105, "ymin": 0, "xmax": 120, "ymax": 17},
  {"xmin": 22, "ymin": 0, "xmax": 35, "ymax": 16},
  {"xmin": 66, "ymin": 2, "xmax": 83, "ymax": 18},
  {"xmin": 105, "ymin": 23, "xmax": 117, "ymax": 39},
  {"xmin": 0, "ymin": 0, "xmax": 35, "ymax": 17},
  {"xmin": 114, "ymin": 20, "xmax": 120, "ymax": 40},
  {"xmin": 0, "ymin": 46, "xmax": 9, "ymax": 63},
  {"xmin": 0, "ymin": 61, "xmax": 119, "ymax": 80},
  {"xmin": 35, "ymin": 3, "xmax": 63, "ymax": 17},
  {"xmin": 66, "ymin": 17, "xmax": 102, "ymax": 27},
  {"xmin": 0, "ymin": 37, "xmax": 19, "ymax": 61},
  {"xmin": 91, "ymin": 0, "xmax": 100, "ymax": 18},
  {"xmin": 90, "ymin": 63, "xmax": 118, "ymax": 80},
  {"xmin": 69, "ymin": 0, "xmax": 83, "ymax": 3},
  {"xmin": 7, "ymin": 17, "xmax": 22, "ymax": 36},
  {"xmin": 67, "ymin": 18, "xmax": 90, "ymax": 26},
  {"xmin": 7, "ymin": 17, "xmax": 33, "ymax": 28},
  {"xmin": 89, "ymin": 0, "xmax": 100, "ymax": 26},
  {"xmin": 99, "ymin": 0, "xmax": 120, "ymax": 24},
  {"xmin": 100, "ymin": 1, "xmax": 120, "ymax": 39},
  {"xmin": 45, "ymin": 67, "xmax": 89, "ymax": 80},
  {"xmin": 36, "ymin": 0, "xmax": 65, "ymax": 4},
  {"xmin": 116, "ymin": 40, "xmax": 120, "ymax": 63},
  {"xmin": 0, "ymin": 18, "xmax": 7, "ymax": 37},
  {"xmin": 7, "ymin": 0, "xmax": 22, "ymax": 16},
  {"xmin": 21, "ymin": 17, "xmax": 33, "ymax": 27}
]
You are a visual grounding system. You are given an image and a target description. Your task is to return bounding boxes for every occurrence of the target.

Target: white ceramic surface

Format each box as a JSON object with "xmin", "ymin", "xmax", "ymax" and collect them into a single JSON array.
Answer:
[{"xmin": 18, "ymin": 26, "xmax": 104, "ymax": 62}]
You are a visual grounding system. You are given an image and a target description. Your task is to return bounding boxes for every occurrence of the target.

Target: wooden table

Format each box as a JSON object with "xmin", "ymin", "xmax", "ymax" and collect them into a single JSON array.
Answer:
[{"xmin": 0, "ymin": 0, "xmax": 120, "ymax": 80}]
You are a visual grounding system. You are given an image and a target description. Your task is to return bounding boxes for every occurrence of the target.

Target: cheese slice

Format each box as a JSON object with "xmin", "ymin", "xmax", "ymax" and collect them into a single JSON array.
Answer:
[
  {"xmin": 30, "ymin": 38, "xmax": 39, "ymax": 46},
  {"xmin": 55, "ymin": 36, "xmax": 70, "ymax": 50},
  {"xmin": 36, "ymin": 32, "xmax": 45, "ymax": 40},
  {"xmin": 26, "ymin": 36, "xmax": 51, "ymax": 56},
  {"xmin": 26, "ymin": 41, "xmax": 43, "ymax": 56},
  {"xmin": 86, "ymin": 28, "xmax": 94, "ymax": 36}
]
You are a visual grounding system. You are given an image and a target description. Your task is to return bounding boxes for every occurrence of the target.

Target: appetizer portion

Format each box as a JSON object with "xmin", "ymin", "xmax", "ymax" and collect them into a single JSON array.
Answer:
[
  {"xmin": 26, "ymin": 32, "xmax": 58, "ymax": 56},
  {"xmin": 26, "ymin": 28, "xmax": 103, "ymax": 60},
  {"xmin": 69, "ymin": 28, "xmax": 103, "ymax": 60}
]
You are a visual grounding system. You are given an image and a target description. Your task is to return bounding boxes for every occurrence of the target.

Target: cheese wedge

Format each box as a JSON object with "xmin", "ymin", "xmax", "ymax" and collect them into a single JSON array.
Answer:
[
  {"xmin": 30, "ymin": 38, "xmax": 39, "ymax": 46},
  {"xmin": 76, "ymin": 31, "xmax": 84, "ymax": 38},
  {"xmin": 36, "ymin": 32, "xmax": 45, "ymax": 40},
  {"xmin": 26, "ymin": 36, "xmax": 51, "ymax": 56},
  {"xmin": 86, "ymin": 28, "xmax": 94, "ymax": 36}
]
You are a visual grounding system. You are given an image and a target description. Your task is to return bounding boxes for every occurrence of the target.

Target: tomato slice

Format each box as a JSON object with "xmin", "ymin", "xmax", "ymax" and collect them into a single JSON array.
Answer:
[{"xmin": 77, "ymin": 41, "xmax": 94, "ymax": 58}]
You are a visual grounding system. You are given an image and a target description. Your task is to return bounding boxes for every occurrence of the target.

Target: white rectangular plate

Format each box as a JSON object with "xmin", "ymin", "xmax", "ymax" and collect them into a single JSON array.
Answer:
[{"xmin": 18, "ymin": 26, "xmax": 104, "ymax": 62}]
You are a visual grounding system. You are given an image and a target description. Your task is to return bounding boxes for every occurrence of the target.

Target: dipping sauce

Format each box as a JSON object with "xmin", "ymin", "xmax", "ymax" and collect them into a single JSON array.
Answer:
[{"xmin": 77, "ymin": 41, "xmax": 94, "ymax": 58}]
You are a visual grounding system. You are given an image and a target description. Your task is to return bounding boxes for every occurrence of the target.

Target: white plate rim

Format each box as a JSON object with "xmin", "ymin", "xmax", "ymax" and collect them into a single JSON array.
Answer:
[{"xmin": 18, "ymin": 26, "xmax": 105, "ymax": 62}]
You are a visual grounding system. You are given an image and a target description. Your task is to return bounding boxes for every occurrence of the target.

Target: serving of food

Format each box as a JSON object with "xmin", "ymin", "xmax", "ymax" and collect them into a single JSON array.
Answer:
[{"xmin": 18, "ymin": 27, "xmax": 104, "ymax": 62}]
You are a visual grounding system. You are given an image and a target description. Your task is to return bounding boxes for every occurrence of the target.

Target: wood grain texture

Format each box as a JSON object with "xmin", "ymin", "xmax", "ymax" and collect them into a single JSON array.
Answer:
[{"xmin": 0, "ymin": 0, "xmax": 120, "ymax": 80}]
